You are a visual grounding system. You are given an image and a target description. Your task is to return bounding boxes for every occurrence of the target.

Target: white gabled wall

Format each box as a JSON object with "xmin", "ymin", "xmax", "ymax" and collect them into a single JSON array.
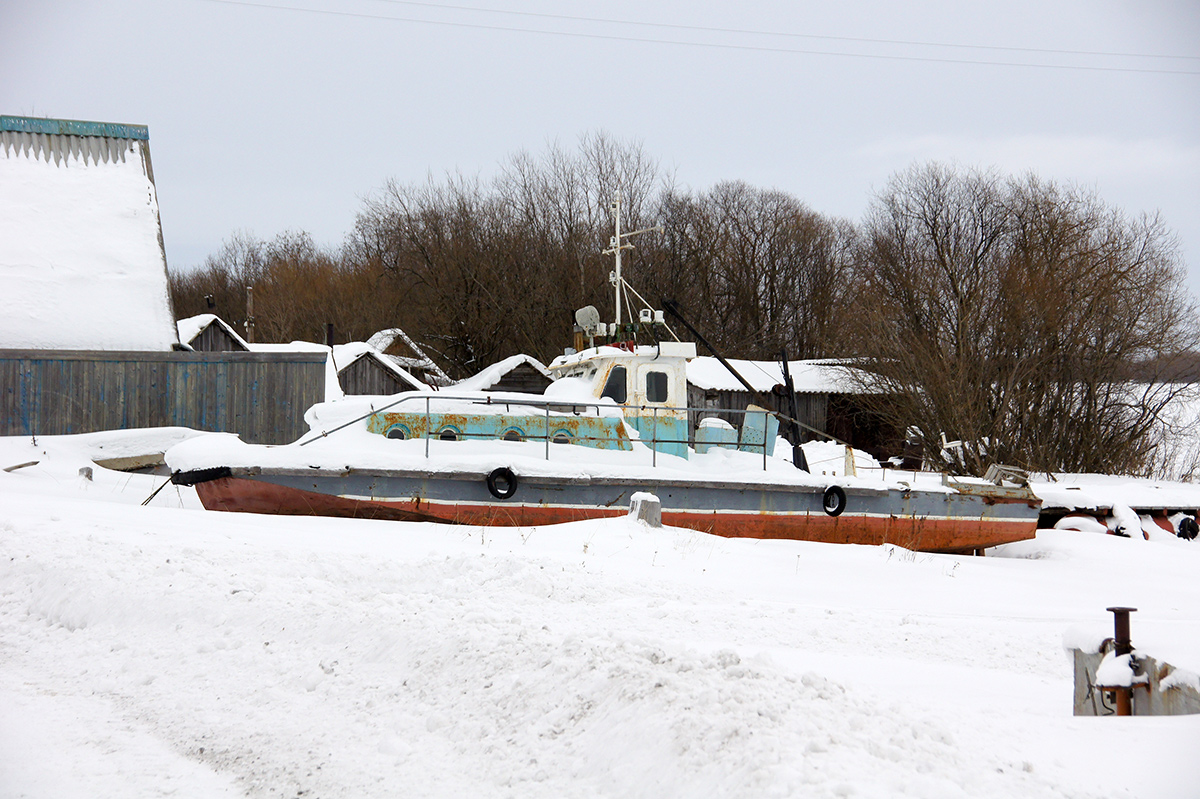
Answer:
[{"xmin": 0, "ymin": 132, "xmax": 178, "ymax": 350}]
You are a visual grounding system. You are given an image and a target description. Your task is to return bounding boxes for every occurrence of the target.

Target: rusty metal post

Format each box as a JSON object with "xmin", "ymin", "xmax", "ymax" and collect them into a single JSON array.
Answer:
[{"xmin": 1107, "ymin": 606, "xmax": 1137, "ymax": 716}]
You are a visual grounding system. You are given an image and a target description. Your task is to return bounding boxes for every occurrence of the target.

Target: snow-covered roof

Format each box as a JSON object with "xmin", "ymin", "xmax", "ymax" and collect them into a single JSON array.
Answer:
[
  {"xmin": 176, "ymin": 314, "xmax": 250, "ymax": 350},
  {"xmin": 454, "ymin": 354, "xmax": 552, "ymax": 392},
  {"xmin": 366, "ymin": 327, "xmax": 451, "ymax": 385},
  {"xmin": 332, "ymin": 342, "xmax": 429, "ymax": 391},
  {"xmin": 0, "ymin": 116, "xmax": 178, "ymax": 351},
  {"xmin": 687, "ymin": 357, "xmax": 863, "ymax": 394}
]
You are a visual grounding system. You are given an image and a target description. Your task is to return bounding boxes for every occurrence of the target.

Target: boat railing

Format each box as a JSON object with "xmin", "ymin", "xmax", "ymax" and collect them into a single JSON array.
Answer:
[{"xmin": 364, "ymin": 393, "xmax": 782, "ymax": 470}]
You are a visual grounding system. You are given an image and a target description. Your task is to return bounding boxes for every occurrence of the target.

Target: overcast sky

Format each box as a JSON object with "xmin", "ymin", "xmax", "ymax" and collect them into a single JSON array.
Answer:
[{"xmin": 4, "ymin": 1, "xmax": 1199, "ymax": 289}]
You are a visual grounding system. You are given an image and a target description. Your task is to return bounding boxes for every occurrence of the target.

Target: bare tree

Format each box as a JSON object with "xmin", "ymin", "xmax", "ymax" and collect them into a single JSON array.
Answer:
[
  {"xmin": 846, "ymin": 163, "xmax": 1198, "ymax": 476},
  {"xmin": 641, "ymin": 182, "xmax": 856, "ymax": 359}
]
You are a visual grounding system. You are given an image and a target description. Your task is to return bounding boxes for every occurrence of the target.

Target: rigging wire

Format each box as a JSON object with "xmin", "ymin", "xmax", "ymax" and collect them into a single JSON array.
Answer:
[
  {"xmin": 197, "ymin": 0, "xmax": 1200, "ymax": 76},
  {"xmin": 369, "ymin": 0, "xmax": 1200, "ymax": 62}
]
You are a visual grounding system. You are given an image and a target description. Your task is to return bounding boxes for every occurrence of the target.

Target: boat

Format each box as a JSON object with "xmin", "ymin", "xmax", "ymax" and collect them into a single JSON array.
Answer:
[{"xmin": 167, "ymin": 196, "xmax": 1041, "ymax": 553}]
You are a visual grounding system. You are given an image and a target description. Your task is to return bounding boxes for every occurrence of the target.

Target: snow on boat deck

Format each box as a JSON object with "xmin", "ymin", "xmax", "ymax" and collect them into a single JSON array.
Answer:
[{"xmin": 2, "ymin": 430, "xmax": 1198, "ymax": 798}]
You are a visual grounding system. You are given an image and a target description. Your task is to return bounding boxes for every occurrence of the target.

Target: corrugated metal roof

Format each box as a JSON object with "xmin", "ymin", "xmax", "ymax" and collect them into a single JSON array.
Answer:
[{"xmin": 1, "ymin": 115, "xmax": 149, "ymax": 140}]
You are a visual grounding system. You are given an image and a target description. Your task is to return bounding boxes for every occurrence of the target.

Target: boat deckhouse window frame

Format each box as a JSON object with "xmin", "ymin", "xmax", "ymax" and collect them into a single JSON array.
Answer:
[
  {"xmin": 644, "ymin": 370, "xmax": 669, "ymax": 404},
  {"xmin": 601, "ymin": 365, "xmax": 627, "ymax": 404}
]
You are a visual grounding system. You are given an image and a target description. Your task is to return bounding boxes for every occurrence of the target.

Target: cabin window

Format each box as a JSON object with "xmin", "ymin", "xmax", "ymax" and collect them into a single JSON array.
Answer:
[
  {"xmin": 601, "ymin": 366, "xmax": 627, "ymax": 403},
  {"xmin": 645, "ymin": 371, "xmax": 669, "ymax": 403},
  {"xmin": 438, "ymin": 427, "xmax": 460, "ymax": 441},
  {"xmin": 552, "ymin": 430, "xmax": 572, "ymax": 445},
  {"xmin": 502, "ymin": 428, "xmax": 524, "ymax": 442},
  {"xmin": 385, "ymin": 424, "xmax": 409, "ymax": 440}
]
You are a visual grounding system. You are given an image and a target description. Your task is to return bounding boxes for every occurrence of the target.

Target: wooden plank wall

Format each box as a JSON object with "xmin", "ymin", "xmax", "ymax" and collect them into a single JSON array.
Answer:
[
  {"xmin": 686, "ymin": 385, "xmax": 829, "ymax": 443},
  {"xmin": 338, "ymin": 356, "xmax": 411, "ymax": 396},
  {"xmin": 0, "ymin": 350, "xmax": 326, "ymax": 444}
]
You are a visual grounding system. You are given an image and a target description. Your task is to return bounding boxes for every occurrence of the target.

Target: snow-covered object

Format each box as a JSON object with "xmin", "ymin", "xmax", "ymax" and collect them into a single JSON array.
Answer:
[
  {"xmin": 1095, "ymin": 652, "xmax": 1141, "ymax": 688},
  {"xmin": 0, "ymin": 119, "xmax": 178, "ymax": 350},
  {"xmin": 1030, "ymin": 473, "xmax": 1200, "ymax": 514},
  {"xmin": 454, "ymin": 354, "xmax": 551, "ymax": 392},
  {"xmin": 365, "ymin": 327, "xmax": 451, "ymax": 385},
  {"xmin": 628, "ymin": 491, "xmax": 662, "ymax": 527},
  {"xmin": 1108, "ymin": 504, "xmax": 1143, "ymax": 538},
  {"xmin": 800, "ymin": 440, "xmax": 881, "ymax": 476},
  {"xmin": 1061, "ymin": 625, "xmax": 1113, "ymax": 655},
  {"xmin": 1053, "ymin": 515, "xmax": 1109, "ymax": 534},
  {"xmin": 1161, "ymin": 667, "xmax": 1200, "ymax": 693}
]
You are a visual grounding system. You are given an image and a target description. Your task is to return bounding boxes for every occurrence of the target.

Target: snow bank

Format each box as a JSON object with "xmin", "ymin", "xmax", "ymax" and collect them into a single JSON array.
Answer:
[{"xmin": 4, "ymin": 437, "xmax": 1200, "ymax": 796}]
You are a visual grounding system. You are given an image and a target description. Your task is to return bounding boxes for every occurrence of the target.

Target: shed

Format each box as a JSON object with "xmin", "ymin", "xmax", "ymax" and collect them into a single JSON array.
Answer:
[
  {"xmin": 686, "ymin": 357, "xmax": 900, "ymax": 458},
  {"xmin": 455, "ymin": 355, "xmax": 553, "ymax": 395},
  {"xmin": 177, "ymin": 314, "xmax": 250, "ymax": 352},
  {"xmin": 333, "ymin": 342, "xmax": 427, "ymax": 396}
]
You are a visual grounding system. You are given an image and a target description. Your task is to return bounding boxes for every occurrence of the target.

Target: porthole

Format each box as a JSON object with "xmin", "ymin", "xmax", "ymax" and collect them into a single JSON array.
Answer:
[
  {"xmin": 502, "ymin": 428, "xmax": 524, "ymax": 442},
  {"xmin": 552, "ymin": 430, "xmax": 572, "ymax": 445},
  {"xmin": 385, "ymin": 424, "xmax": 410, "ymax": 440},
  {"xmin": 438, "ymin": 427, "xmax": 460, "ymax": 441}
]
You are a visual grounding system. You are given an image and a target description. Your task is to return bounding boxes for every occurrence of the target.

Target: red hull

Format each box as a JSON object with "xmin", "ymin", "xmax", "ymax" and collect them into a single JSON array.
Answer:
[{"xmin": 195, "ymin": 477, "xmax": 1035, "ymax": 553}]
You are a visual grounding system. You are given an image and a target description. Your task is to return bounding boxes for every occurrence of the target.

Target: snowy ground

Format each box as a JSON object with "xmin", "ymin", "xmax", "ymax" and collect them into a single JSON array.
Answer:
[{"xmin": 2, "ymin": 432, "xmax": 1199, "ymax": 798}]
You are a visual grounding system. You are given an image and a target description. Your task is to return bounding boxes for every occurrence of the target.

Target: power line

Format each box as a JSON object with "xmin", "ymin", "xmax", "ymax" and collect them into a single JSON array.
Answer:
[
  {"xmin": 199, "ymin": 0, "xmax": 1200, "ymax": 76},
  {"xmin": 371, "ymin": 0, "xmax": 1200, "ymax": 62}
]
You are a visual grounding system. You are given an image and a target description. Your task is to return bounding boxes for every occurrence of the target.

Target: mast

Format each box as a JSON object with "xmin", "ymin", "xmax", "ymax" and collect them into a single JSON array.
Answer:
[{"xmin": 602, "ymin": 192, "xmax": 661, "ymax": 330}]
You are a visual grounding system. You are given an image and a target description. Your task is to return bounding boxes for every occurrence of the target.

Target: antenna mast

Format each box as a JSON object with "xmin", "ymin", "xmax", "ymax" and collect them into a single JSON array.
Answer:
[{"xmin": 602, "ymin": 192, "xmax": 661, "ymax": 329}]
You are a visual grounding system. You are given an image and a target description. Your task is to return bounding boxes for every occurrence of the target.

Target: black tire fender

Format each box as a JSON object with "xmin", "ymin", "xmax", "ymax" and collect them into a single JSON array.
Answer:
[
  {"xmin": 822, "ymin": 485, "xmax": 846, "ymax": 517},
  {"xmin": 486, "ymin": 467, "xmax": 518, "ymax": 500}
]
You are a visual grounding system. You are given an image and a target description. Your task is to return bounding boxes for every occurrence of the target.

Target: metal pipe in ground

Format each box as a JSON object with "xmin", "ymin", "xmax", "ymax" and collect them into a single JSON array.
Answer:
[{"xmin": 1107, "ymin": 606, "xmax": 1137, "ymax": 716}]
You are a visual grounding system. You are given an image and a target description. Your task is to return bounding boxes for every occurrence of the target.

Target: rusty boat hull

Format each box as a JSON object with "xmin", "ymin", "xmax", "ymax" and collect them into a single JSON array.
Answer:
[{"xmin": 178, "ymin": 465, "xmax": 1040, "ymax": 554}]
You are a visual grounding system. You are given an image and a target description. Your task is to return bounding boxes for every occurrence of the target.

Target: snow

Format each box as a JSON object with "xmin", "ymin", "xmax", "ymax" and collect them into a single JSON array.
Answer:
[
  {"xmin": 3, "ymin": 429, "xmax": 1200, "ymax": 798},
  {"xmin": 454, "ymin": 354, "xmax": 551, "ymax": 392},
  {"xmin": 1030, "ymin": 474, "xmax": 1200, "ymax": 513},
  {"xmin": 686, "ymin": 357, "xmax": 860, "ymax": 394},
  {"xmin": 0, "ymin": 137, "xmax": 178, "ymax": 350},
  {"xmin": 1095, "ymin": 652, "xmax": 1139, "ymax": 688}
]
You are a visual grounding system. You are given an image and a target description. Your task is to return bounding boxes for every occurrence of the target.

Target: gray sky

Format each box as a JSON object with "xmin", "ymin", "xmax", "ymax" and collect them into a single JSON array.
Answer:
[{"xmin": 4, "ymin": 1, "xmax": 1199, "ymax": 287}]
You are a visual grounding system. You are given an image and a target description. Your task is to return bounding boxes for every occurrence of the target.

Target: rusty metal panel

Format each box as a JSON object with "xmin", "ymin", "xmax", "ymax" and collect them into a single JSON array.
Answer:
[{"xmin": 1073, "ymin": 648, "xmax": 1200, "ymax": 716}]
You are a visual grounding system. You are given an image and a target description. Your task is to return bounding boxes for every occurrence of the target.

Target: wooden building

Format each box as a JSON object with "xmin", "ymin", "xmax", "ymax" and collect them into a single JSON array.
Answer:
[
  {"xmin": 1, "ymin": 348, "xmax": 326, "ymax": 444},
  {"xmin": 177, "ymin": 314, "xmax": 250, "ymax": 352},
  {"xmin": 686, "ymin": 357, "xmax": 900, "ymax": 459},
  {"xmin": 333, "ymin": 343, "xmax": 427, "ymax": 396}
]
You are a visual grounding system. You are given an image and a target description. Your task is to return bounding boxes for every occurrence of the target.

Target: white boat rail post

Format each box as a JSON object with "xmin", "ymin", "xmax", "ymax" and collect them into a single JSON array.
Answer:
[
  {"xmin": 545, "ymin": 404, "xmax": 550, "ymax": 460},
  {"xmin": 425, "ymin": 396, "xmax": 430, "ymax": 458},
  {"xmin": 652, "ymin": 406, "xmax": 658, "ymax": 468},
  {"xmin": 762, "ymin": 408, "xmax": 768, "ymax": 471}
]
